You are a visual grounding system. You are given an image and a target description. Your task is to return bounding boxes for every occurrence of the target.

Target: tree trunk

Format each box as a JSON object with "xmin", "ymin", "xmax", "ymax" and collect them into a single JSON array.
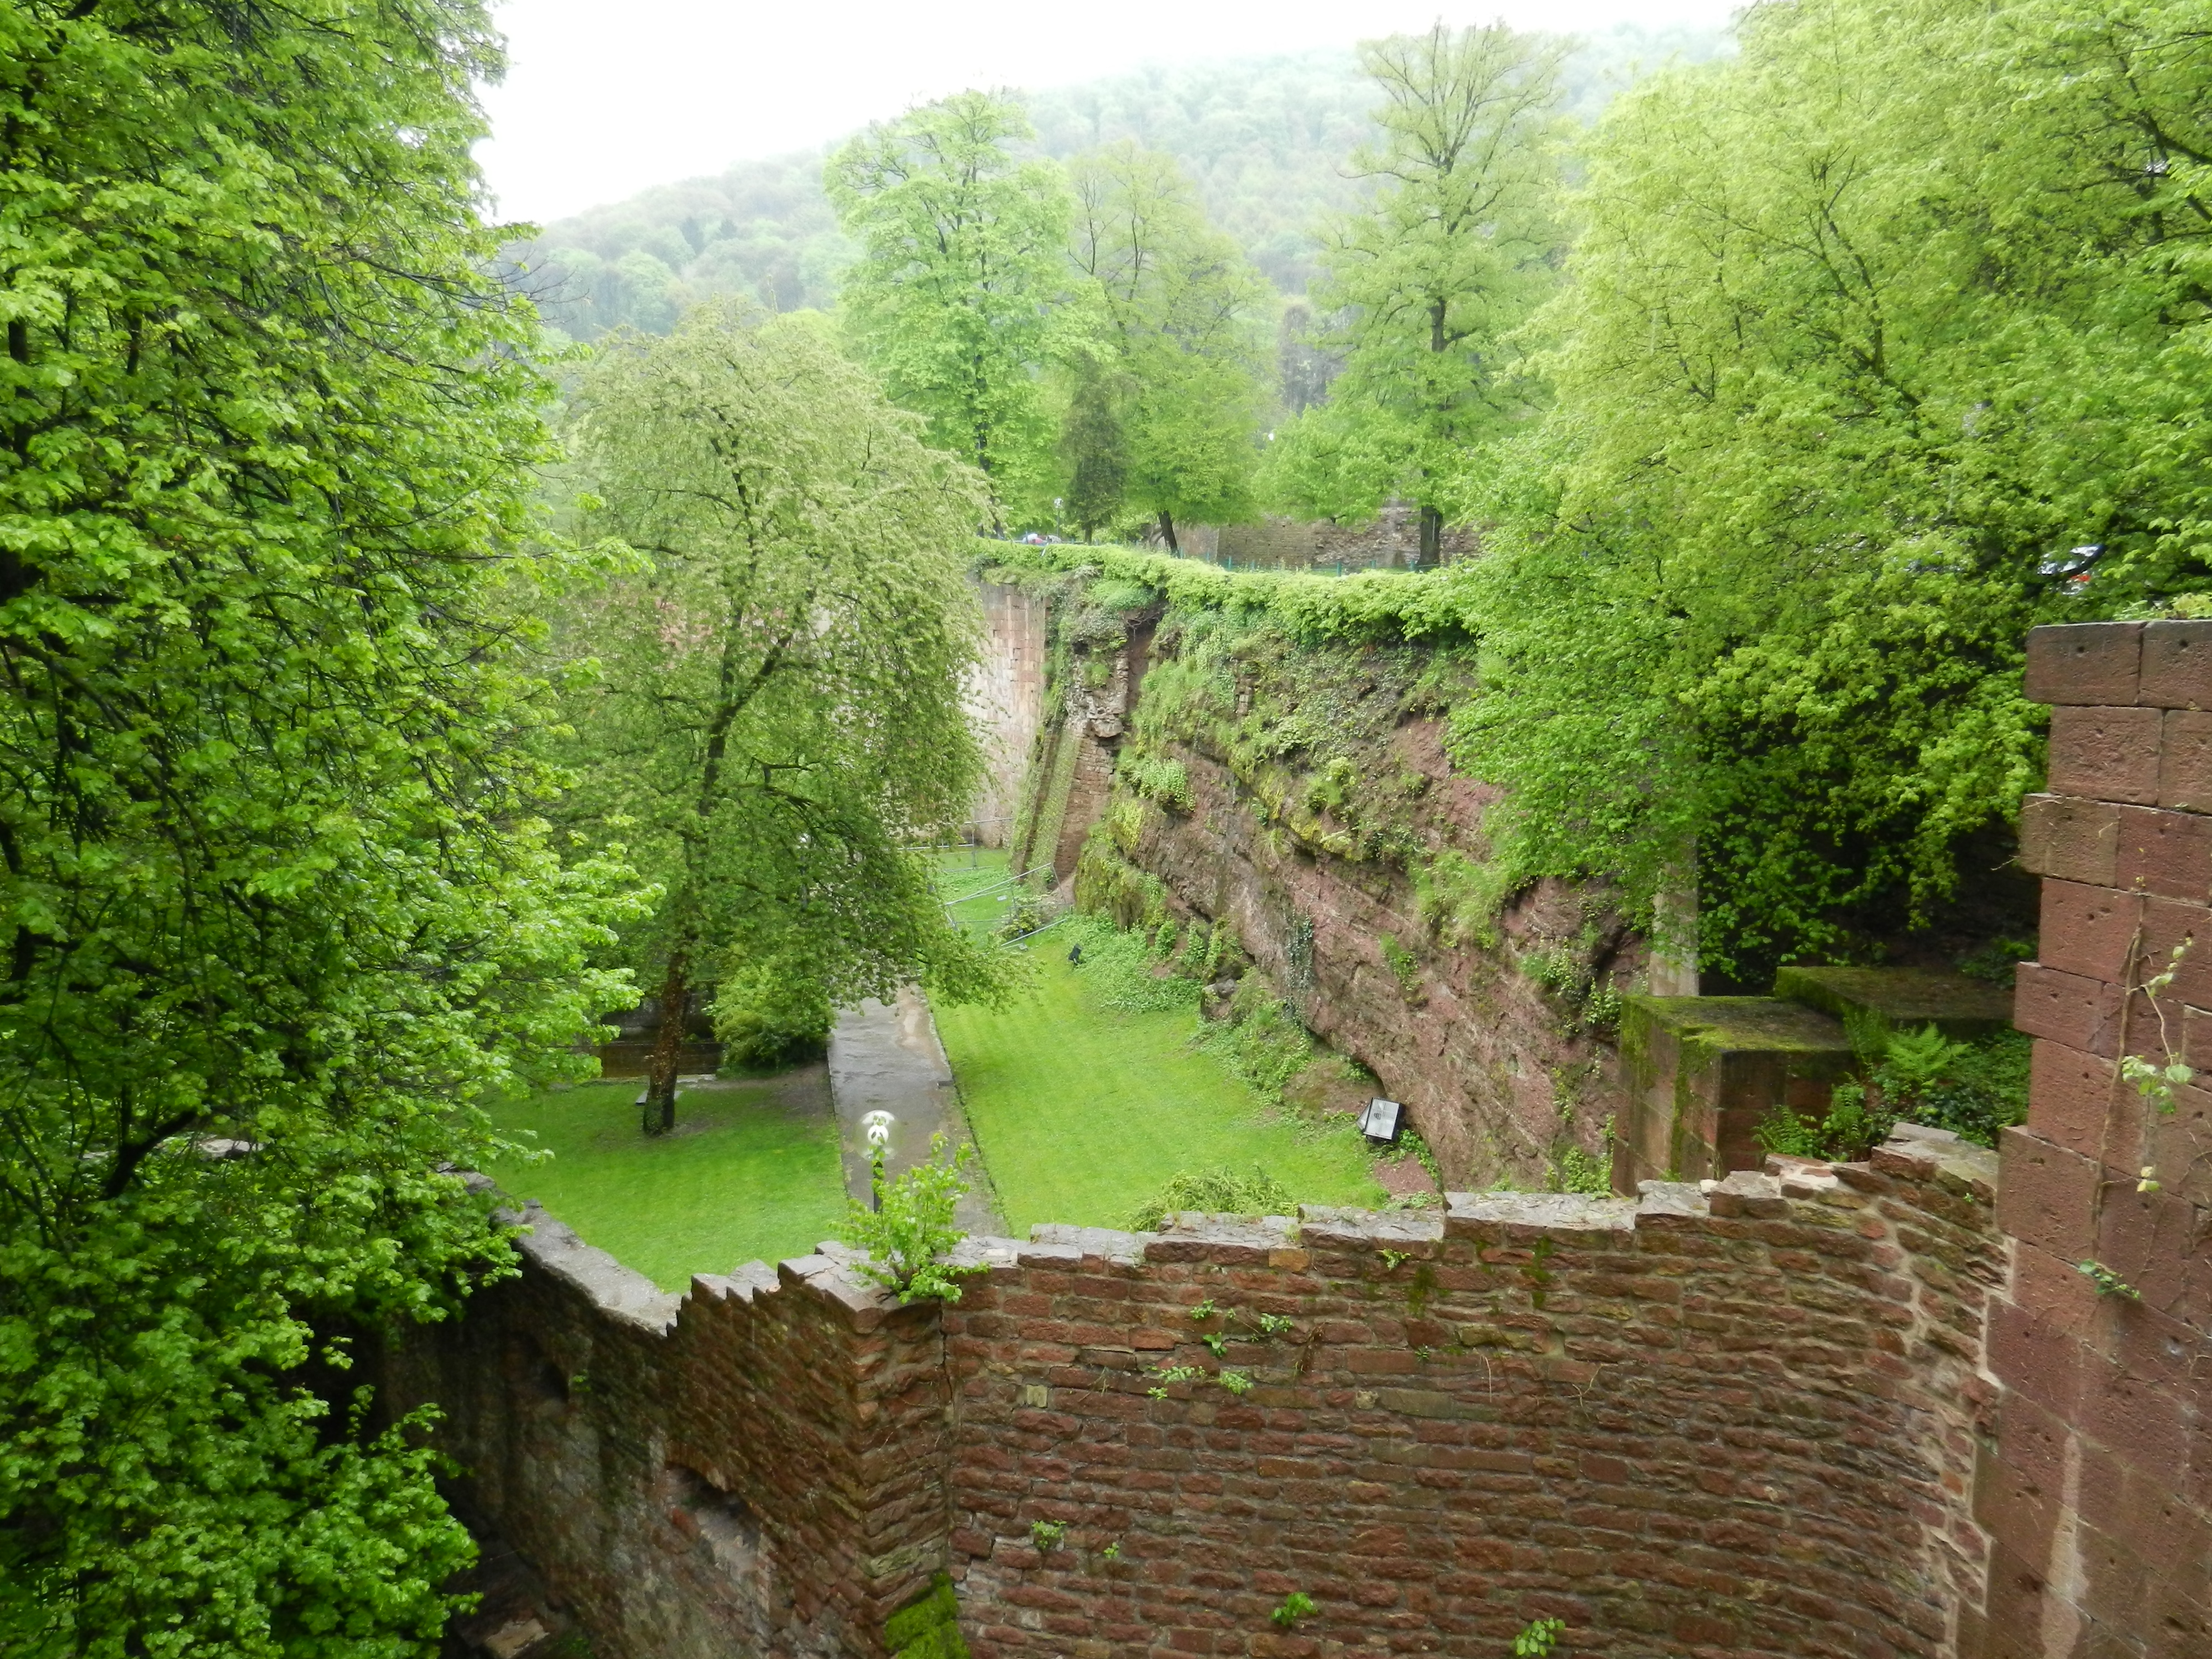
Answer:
[
  {"xmin": 643, "ymin": 950, "xmax": 688, "ymax": 1135},
  {"xmin": 1158, "ymin": 510, "xmax": 1179, "ymax": 555},
  {"xmin": 1418, "ymin": 503, "xmax": 1442, "ymax": 569}
]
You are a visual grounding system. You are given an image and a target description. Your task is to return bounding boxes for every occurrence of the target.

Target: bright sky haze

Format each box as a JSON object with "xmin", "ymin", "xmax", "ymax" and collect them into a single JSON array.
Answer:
[{"xmin": 477, "ymin": 0, "xmax": 1742, "ymax": 226}]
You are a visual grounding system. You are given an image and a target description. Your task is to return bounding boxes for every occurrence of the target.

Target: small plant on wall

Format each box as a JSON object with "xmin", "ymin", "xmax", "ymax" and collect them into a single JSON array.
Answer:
[{"xmin": 841, "ymin": 1134, "xmax": 987, "ymax": 1303}]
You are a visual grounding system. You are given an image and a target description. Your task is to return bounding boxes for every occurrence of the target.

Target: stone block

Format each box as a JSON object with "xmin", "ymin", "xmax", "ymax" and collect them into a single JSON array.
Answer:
[
  {"xmin": 2114, "ymin": 804, "xmax": 2212, "ymax": 901},
  {"xmin": 1770, "ymin": 962, "xmax": 2015, "ymax": 1041},
  {"xmin": 2047, "ymin": 705, "xmax": 2163, "ymax": 806},
  {"xmin": 1616, "ymin": 995, "xmax": 1855, "ymax": 1187},
  {"xmin": 2021, "ymin": 792, "xmax": 2122, "ymax": 887},
  {"xmin": 2013, "ymin": 962, "xmax": 2123, "ymax": 1056},
  {"xmin": 1995, "ymin": 1128, "xmax": 2100, "ymax": 1260},
  {"xmin": 2162, "ymin": 709, "xmax": 2212, "ymax": 813},
  {"xmin": 2025, "ymin": 1040, "xmax": 2124, "ymax": 1164},
  {"xmin": 2145, "ymin": 619, "xmax": 2212, "ymax": 709},
  {"xmin": 2133, "ymin": 896, "xmax": 2212, "ymax": 1005},
  {"xmin": 2036, "ymin": 881, "xmax": 2143, "ymax": 983},
  {"xmin": 2023, "ymin": 621, "xmax": 2143, "ymax": 707}
]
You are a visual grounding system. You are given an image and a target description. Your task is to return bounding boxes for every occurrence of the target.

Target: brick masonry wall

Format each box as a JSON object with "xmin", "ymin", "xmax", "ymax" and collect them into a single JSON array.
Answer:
[
  {"xmin": 943, "ymin": 1154, "xmax": 2001, "ymax": 1659},
  {"xmin": 403, "ymin": 1138, "xmax": 2008, "ymax": 1659},
  {"xmin": 394, "ymin": 620, "xmax": 2212, "ymax": 1658},
  {"xmin": 1975, "ymin": 622, "xmax": 2212, "ymax": 1657},
  {"xmin": 387, "ymin": 1209, "xmax": 951, "ymax": 1659}
]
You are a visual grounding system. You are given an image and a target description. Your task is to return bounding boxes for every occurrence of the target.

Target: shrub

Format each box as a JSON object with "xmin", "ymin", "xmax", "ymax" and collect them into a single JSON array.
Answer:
[
  {"xmin": 841, "ymin": 1134, "xmax": 986, "ymax": 1303},
  {"xmin": 1125, "ymin": 1165, "xmax": 1295, "ymax": 1230},
  {"xmin": 1063, "ymin": 912, "xmax": 1201, "ymax": 1013},
  {"xmin": 712, "ymin": 960, "xmax": 834, "ymax": 1066}
]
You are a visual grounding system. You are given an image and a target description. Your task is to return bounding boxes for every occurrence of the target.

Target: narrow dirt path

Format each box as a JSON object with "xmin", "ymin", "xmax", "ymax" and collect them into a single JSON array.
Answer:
[{"xmin": 826, "ymin": 986, "xmax": 1005, "ymax": 1236}]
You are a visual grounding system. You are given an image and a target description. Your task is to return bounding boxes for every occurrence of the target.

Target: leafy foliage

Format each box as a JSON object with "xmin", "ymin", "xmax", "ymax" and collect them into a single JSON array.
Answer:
[
  {"xmin": 828, "ymin": 93, "xmax": 1072, "ymax": 524},
  {"xmin": 558, "ymin": 307, "xmax": 1016, "ymax": 1126},
  {"xmin": 0, "ymin": 0, "xmax": 633, "ymax": 1647},
  {"xmin": 1126, "ymin": 1165, "xmax": 1296, "ymax": 1231},
  {"xmin": 1265, "ymin": 24, "xmax": 1567, "ymax": 559},
  {"xmin": 1064, "ymin": 144, "xmax": 1271, "ymax": 545},
  {"xmin": 1451, "ymin": 0, "xmax": 2212, "ymax": 978},
  {"xmin": 843, "ymin": 1134, "xmax": 986, "ymax": 1303}
]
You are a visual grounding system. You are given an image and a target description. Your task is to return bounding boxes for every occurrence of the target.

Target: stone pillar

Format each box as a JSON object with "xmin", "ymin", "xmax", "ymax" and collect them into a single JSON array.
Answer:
[{"xmin": 1968, "ymin": 620, "xmax": 2212, "ymax": 1655}]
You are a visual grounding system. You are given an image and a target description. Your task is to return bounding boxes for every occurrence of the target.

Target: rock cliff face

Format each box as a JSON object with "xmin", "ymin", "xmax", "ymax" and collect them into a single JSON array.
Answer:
[
  {"xmin": 992, "ymin": 573, "xmax": 1642, "ymax": 1190},
  {"xmin": 1118, "ymin": 723, "xmax": 1637, "ymax": 1187}
]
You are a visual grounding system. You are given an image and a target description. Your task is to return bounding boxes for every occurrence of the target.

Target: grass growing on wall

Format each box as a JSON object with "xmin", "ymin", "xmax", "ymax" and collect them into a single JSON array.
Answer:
[
  {"xmin": 482, "ymin": 1074, "xmax": 848, "ymax": 1291},
  {"xmin": 934, "ymin": 946, "xmax": 1384, "ymax": 1235}
]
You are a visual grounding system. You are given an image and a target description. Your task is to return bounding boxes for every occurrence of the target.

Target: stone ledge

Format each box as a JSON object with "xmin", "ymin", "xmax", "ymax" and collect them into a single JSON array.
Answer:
[
  {"xmin": 1141, "ymin": 1212, "xmax": 1303, "ymax": 1265},
  {"xmin": 506, "ymin": 1203, "xmax": 683, "ymax": 1334},
  {"xmin": 1442, "ymin": 1190, "xmax": 1637, "ymax": 1241},
  {"xmin": 1634, "ymin": 1180, "xmax": 1710, "ymax": 1224},
  {"xmin": 1026, "ymin": 1224, "xmax": 1152, "ymax": 1265},
  {"xmin": 777, "ymin": 1250, "xmax": 902, "ymax": 1329},
  {"xmin": 1873, "ymin": 1125, "xmax": 2000, "ymax": 1202},
  {"xmin": 1296, "ymin": 1205, "xmax": 1447, "ymax": 1246}
]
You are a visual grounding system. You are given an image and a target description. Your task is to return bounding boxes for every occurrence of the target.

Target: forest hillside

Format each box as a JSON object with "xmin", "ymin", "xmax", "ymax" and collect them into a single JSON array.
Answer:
[{"xmin": 513, "ymin": 23, "xmax": 1729, "ymax": 337}]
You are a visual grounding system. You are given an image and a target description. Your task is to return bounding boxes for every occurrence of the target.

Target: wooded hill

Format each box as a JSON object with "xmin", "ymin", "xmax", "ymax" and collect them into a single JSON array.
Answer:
[{"xmin": 512, "ymin": 24, "xmax": 1730, "ymax": 338}]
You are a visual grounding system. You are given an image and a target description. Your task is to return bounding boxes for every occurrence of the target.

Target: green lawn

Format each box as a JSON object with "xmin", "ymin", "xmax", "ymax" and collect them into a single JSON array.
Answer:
[
  {"xmin": 935, "ymin": 943, "xmax": 1386, "ymax": 1235},
  {"xmin": 481, "ymin": 1070, "xmax": 847, "ymax": 1291}
]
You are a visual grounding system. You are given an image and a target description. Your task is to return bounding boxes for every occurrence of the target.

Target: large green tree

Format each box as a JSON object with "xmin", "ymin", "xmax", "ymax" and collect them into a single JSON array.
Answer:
[
  {"xmin": 827, "ymin": 92, "xmax": 1071, "ymax": 530},
  {"xmin": 560, "ymin": 306, "xmax": 1014, "ymax": 1132},
  {"xmin": 1453, "ymin": 0, "xmax": 2212, "ymax": 977},
  {"xmin": 1265, "ymin": 24, "xmax": 1566, "ymax": 562},
  {"xmin": 0, "ymin": 0, "xmax": 627, "ymax": 1651},
  {"xmin": 1065, "ymin": 143, "xmax": 1270, "ymax": 551}
]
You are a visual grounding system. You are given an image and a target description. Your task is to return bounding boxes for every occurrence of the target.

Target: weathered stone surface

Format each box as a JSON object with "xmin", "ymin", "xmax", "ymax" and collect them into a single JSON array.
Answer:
[
  {"xmin": 1616, "ymin": 994, "xmax": 1856, "ymax": 1187},
  {"xmin": 397, "ymin": 1160, "xmax": 2006, "ymax": 1659},
  {"xmin": 1772, "ymin": 962, "xmax": 2016, "ymax": 1040}
]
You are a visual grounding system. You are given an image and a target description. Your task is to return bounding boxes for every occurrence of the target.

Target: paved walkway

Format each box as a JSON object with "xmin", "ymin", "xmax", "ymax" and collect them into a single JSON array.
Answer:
[{"xmin": 826, "ymin": 987, "xmax": 1005, "ymax": 1237}]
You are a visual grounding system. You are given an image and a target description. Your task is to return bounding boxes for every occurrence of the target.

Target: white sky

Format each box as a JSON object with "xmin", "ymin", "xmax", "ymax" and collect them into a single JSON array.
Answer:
[{"xmin": 476, "ymin": 0, "xmax": 1741, "ymax": 227}]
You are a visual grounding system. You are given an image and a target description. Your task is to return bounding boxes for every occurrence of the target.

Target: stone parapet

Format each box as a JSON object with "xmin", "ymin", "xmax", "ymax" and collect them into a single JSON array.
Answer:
[{"xmin": 398, "ymin": 1133, "xmax": 2005, "ymax": 1658}]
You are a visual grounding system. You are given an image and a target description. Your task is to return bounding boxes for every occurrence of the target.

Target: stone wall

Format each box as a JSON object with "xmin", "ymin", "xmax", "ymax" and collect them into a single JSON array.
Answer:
[
  {"xmin": 966, "ymin": 583, "xmax": 1048, "ymax": 848},
  {"xmin": 1109, "ymin": 715, "xmax": 1635, "ymax": 1188},
  {"xmin": 400, "ymin": 1135, "xmax": 2009, "ymax": 1659},
  {"xmin": 1974, "ymin": 620, "xmax": 2212, "ymax": 1656},
  {"xmin": 387, "ymin": 1213, "xmax": 953, "ymax": 1658},
  {"xmin": 400, "ymin": 620, "xmax": 2212, "ymax": 1659}
]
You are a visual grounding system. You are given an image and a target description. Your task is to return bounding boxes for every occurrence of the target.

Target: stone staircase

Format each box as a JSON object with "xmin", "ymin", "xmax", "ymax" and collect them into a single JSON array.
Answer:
[{"xmin": 1611, "ymin": 964, "xmax": 2012, "ymax": 1190}]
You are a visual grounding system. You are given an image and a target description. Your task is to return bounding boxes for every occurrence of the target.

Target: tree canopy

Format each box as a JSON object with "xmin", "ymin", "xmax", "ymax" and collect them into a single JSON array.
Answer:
[
  {"xmin": 1451, "ymin": 0, "xmax": 2212, "ymax": 978},
  {"xmin": 1065, "ymin": 143, "xmax": 1271, "ymax": 548},
  {"xmin": 559, "ymin": 306, "xmax": 1015, "ymax": 1129},
  {"xmin": 0, "ymin": 0, "xmax": 627, "ymax": 1649},
  {"xmin": 1261, "ymin": 24, "xmax": 1566, "ymax": 560},
  {"xmin": 827, "ymin": 92, "xmax": 1072, "ymax": 528}
]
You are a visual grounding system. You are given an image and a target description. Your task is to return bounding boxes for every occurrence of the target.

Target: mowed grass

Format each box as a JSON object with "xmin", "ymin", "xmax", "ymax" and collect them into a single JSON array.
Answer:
[
  {"xmin": 935, "ymin": 945, "xmax": 1385, "ymax": 1235},
  {"xmin": 481, "ymin": 1070, "xmax": 848, "ymax": 1292}
]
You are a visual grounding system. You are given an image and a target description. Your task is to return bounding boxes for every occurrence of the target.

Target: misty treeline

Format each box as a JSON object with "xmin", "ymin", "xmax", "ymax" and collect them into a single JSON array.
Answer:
[{"xmin": 513, "ymin": 27, "xmax": 1727, "ymax": 549}]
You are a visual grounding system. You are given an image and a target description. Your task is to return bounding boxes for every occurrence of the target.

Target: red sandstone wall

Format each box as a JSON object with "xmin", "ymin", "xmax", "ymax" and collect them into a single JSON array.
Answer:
[
  {"xmin": 404, "ymin": 1146, "xmax": 2006, "ymax": 1658},
  {"xmin": 943, "ymin": 1156, "xmax": 2001, "ymax": 1659},
  {"xmin": 969, "ymin": 583, "xmax": 1048, "ymax": 848},
  {"xmin": 1110, "ymin": 712, "xmax": 1635, "ymax": 1189},
  {"xmin": 1973, "ymin": 622, "xmax": 2212, "ymax": 1656},
  {"xmin": 395, "ymin": 622, "xmax": 2212, "ymax": 1659},
  {"xmin": 387, "ymin": 1211, "xmax": 950, "ymax": 1659}
]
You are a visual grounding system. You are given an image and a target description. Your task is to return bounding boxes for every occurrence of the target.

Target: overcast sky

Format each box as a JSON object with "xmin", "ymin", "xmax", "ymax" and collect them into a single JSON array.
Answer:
[{"xmin": 476, "ymin": 0, "xmax": 1743, "ymax": 227}]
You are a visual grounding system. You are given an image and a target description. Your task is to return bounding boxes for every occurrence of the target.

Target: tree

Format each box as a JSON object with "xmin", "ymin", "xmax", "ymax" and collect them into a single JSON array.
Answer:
[
  {"xmin": 1273, "ymin": 24, "xmax": 1566, "ymax": 563},
  {"xmin": 561, "ymin": 306, "xmax": 1015, "ymax": 1133},
  {"xmin": 1453, "ymin": 0, "xmax": 2212, "ymax": 978},
  {"xmin": 827, "ymin": 92, "xmax": 1071, "ymax": 530},
  {"xmin": 1065, "ymin": 143, "xmax": 1271, "ymax": 551},
  {"xmin": 1057, "ymin": 353, "xmax": 1131, "ymax": 542},
  {"xmin": 0, "ymin": 0, "xmax": 628, "ymax": 1650}
]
